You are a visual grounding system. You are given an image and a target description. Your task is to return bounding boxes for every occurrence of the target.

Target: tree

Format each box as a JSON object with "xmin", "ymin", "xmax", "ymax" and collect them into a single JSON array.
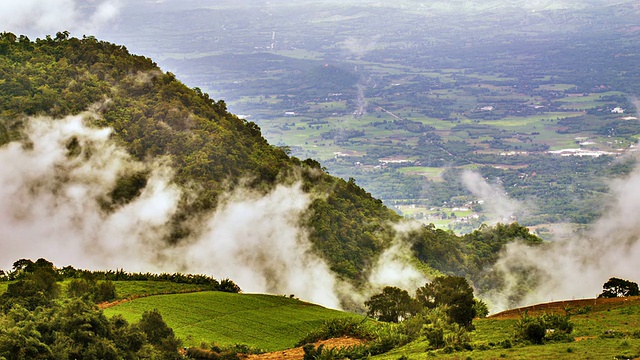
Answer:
[
  {"xmin": 415, "ymin": 276, "xmax": 476, "ymax": 328},
  {"xmin": 365, "ymin": 286, "xmax": 416, "ymax": 323},
  {"xmin": 597, "ymin": 277, "xmax": 640, "ymax": 298},
  {"xmin": 1, "ymin": 259, "xmax": 61, "ymax": 311}
]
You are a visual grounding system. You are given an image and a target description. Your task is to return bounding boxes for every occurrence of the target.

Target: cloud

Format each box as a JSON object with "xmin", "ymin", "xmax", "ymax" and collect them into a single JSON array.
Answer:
[
  {"xmin": 176, "ymin": 183, "xmax": 342, "ymax": 309},
  {"xmin": 0, "ymin": 0, "xmax": 121, "ymax": 37},
  {"xmin": 485, "ymin": 165, "xmax": 640, "ymax": 311},
  {"xmin": 368, "ymin": 241, "xmax": 426, "ymax": 292},
  {"xmin": 0, "ymin": 114, "xmax": 181, "ymax": 271},
  {"xmin": 0, "ymin": 113, "xmax": 343, "ymax": 308},
  {"xmin": 461, "ymin": 170, "xmax": 527, "ymax": 224},
  {"xmin": 341, "ymin": 36, "xmax": 380, "ymax": 58}
]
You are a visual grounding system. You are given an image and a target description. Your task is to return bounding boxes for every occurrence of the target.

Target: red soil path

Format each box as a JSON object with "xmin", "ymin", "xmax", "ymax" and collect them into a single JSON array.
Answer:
[{"xmin": 243, "ymin": 337, "xmax": 365, "ymax": 360}]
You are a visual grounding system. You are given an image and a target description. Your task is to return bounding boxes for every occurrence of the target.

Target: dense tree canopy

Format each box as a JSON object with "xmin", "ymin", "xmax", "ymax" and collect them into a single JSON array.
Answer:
[
  {"xmin": 365, "ymin": 276, "xmax": 479, "ymax": 329},
  {"xmin": 597, "ymin": 277, "xmax": 640, "ymax": 299},
  {"xmin": 0, "ymin": 258, "xmax": 184, "ymax": 359}
]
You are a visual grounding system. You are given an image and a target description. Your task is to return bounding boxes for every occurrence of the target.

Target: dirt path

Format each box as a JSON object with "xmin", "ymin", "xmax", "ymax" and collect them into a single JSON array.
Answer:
[
  {"xmin": 489, "ymin": 296, "xmax": 640, "ymax": 320},
  {"xmin": 244, "ymin": 337, "xmax": 365, "ymax": 360}
]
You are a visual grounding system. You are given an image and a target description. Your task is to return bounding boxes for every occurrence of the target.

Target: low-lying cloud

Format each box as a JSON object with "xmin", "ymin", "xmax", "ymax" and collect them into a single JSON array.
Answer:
[
  {"xmin": 493, "ymin": 167, "xmax": 640, "ymax": 307},
  {"xmin": 0, "ymin": 0, "xmax": 121, "ymax": 38},
  {"xmin": 461, "ymin": 170, "xmax": 527, "ymax": 224},
  {"xmin": 0, "ymin": 114, "xmax": 344, "ymax": 307}
]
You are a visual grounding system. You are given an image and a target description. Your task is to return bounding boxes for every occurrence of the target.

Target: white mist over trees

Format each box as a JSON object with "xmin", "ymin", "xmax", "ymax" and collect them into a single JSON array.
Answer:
[{"xmin": 0, "ymin": 113, "xmax": 424, "ymax": 309}]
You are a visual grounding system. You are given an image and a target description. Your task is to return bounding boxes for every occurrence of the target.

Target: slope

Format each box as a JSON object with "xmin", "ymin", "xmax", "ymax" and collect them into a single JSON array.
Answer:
[
  {"xmin": 0, "ymin": 32, "xmax": 399, "ymax": 283},
  {"xmin": 102, "ymin": 291, "xmax": 360, "ymax": 350},
  {"xmin": 374, "ymin": 297, "xmax": 640, "ymax": 360},
  {"xmin": 0, "ymin": 32, "xmax": 544, "ymax": 303}
]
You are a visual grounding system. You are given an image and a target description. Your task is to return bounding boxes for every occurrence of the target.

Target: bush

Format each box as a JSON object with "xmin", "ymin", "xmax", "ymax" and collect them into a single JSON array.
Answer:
[
  {"xmin": 66, "ymin": 279, "xmax": 117, "ymax": 303},
  {"xmin": 424, "ymin": 326, "xmax": 445, "ymax": 349},
  {"xmin": 523, "ymin": 322, "xmax": 546, "ymax": 344},
  {"xmin": 296, "ymin": 317, "xmax": 373, "ymax": 346},
  {"xmin": 513, "ymin": 312, "xmax": 574, "ymax": 344}
]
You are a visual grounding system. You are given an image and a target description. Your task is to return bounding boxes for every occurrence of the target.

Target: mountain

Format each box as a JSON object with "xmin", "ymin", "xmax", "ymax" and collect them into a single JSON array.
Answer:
[{"xmin": 0, "ymin": 32, "xmax": 540, "ymax": 309}]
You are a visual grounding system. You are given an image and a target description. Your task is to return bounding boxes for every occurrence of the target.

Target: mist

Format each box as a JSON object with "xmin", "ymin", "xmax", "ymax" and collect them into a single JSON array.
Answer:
[
  {"xmin": 0, "ymin": 113, "xmax": 428, "ymax": 309},
  {"xmin": 0, "ymin": 114, "xmax": 340, "ymax": 305},
  {"xmin": 0, "ymin": 114, "xmax": 181, "ymax": 272},
  {"xmin": 460, "ymin": 159, "xmax": 640, "ymax": 312},
  {"xmin": 493, "ymin": 166, "xmax": 640, "ymax": 307},
  {"xmin": 461, "ymin": 170, "xmax": 528, "ymax": 224},
  {"xmin": 368, "ymin": 223, "xmax": 428, "ymax": 293},
  {"xmin": 0, "ymin": 0, "xmax": 121, "ymax": 38}
]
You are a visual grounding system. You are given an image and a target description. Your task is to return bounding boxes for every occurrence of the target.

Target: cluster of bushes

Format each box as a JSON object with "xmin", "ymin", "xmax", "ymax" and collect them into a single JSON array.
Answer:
[
  {"xmin": 298, "ymin": 318, "xmax": 414, "ymax": 359},
  {"xmin": 298, "ymin": 310, "xmax": 477, "ymax": 359},
  {"xmin": 66, "ymin": 278, "xmax": 117, "ymax": 303},
  {"xmin": 0, "ymin": 258, "xmax": 183, "ymax": 359},
  {"xmin": 513, "ymin": 312, "xmax": 574, "ymax": 344},
  {"xmin": 185, "ymin": 343, "xmax": 261, "ymax": 359},
  {"xmin": 296, "ymin": 277, "xmax": 487, "ymax": 359}
]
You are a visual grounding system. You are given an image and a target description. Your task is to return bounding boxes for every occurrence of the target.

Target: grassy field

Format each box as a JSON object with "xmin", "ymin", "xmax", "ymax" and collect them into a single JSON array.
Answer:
[
  {"xmin": 110, "ymin": 280, "xmax": 215, "ymax": 299},
  {"xmin": 373, "ymin": 297, "xmax": 640, "ymax": 360},
  {"xmin": 103, "ymin": 291, "xmax": 360, "ymax": 350}
]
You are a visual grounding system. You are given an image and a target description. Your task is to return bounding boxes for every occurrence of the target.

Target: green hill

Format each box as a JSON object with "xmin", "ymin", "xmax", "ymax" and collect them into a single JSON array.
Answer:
[
  {"xmin": 0, "ymin": 32, "xmax": 544, "ymax": 304},
  {"xmin": 103, "ymin": 291, "xmax": 359, "ymax": 350},
  {"xmin": 0, "ymin": 32, "xmax": 399, "ymax": 285}
]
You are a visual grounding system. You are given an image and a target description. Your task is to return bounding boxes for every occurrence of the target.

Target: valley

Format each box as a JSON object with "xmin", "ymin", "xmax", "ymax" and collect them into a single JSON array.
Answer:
[{"xmin": 94, "ymin": 0, "xmax": 640, "ymax": 233}]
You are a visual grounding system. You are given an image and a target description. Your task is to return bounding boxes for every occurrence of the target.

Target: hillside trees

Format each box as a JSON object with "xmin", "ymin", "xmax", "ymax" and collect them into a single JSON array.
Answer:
[
  {"xmin": 597, "ymin": 277, "xmax": 640, "ymax": 298},
  {"xmin": 0, "ymin": 33, "xmax": 547, "ymax": 291},
  {"xmin": 365, "ymin": 286, "xmax": 416, "ymax": 323},
  {"xmin": 365, "ymin": 276, "xmax": 479, "ymax": 329},
  {"xmin": 0, "ymin": 32, "xmax": 402, "ymax": 285}
]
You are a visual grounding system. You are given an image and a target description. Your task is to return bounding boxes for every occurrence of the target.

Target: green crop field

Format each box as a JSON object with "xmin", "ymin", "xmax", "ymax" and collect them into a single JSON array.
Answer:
[
  {"xmin": 103, "ymin": 291, "xmax": 360, "ymax": 350},
  {"xmin": 110, "ymin": 281, "xmax": 215, "ymax": 300}
]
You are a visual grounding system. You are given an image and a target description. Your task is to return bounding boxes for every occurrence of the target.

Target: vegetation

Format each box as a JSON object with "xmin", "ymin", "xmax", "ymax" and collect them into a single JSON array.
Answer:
[
  {"xmin": 369, "ymin": 297, "xmax": 640, "ymax": 359},
  {"xmin": 365, "ymin": 276, "xmax": 478, "ymax": 329},
  {"xmin": 0, "ymin": 259, "xmax": 183, "ymax": 359},
  {"xmin": 104, "ymin": 291, "xmax": 358, "ymax": 350},
  {"xmin": 598, "ymin": 277, "xmax": 640, "ymax": 299},
  {"xmin": 0, "ymin": 33, "xmax": 547, "ymax": 294},
  {"xmin": 0, "ymin": 32, "xmax": 407, "ymax": 286}
]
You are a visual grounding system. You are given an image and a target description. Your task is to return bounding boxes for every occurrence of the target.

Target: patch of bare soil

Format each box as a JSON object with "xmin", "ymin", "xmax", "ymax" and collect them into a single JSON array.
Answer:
[
  {"xmin": 489, "ymin": 296, "xmax": 640, "ymax": 320},
  {"xmin": 243, "ymin": 337, "xmax": 365, "ymax": 360},
  {"xmin": 97, "ymin": 298, "xmax": 133, "ymax": 309}
]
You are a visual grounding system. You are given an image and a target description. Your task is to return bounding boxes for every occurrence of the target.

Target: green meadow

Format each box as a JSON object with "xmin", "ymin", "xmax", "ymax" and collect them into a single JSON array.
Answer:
[{"xmin": 103, "ymin": 291, "xmax": 359, "ymax": 350}]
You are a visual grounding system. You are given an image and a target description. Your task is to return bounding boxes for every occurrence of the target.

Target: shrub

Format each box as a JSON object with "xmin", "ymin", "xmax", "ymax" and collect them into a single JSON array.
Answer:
[
  {"xmin": 523, "ymin": 322, "xmax": 546, "ymax": 344},
  {"xmin": 513, "ymin": 312, "xmax": 574, "ymax": 344},
  {"xmin": 296, "ymin": 317, "xmax": 373, "ymax": 346},
  {"xmin": 424, "ymin": 326, "xmax": 445, "ymax": 349}
]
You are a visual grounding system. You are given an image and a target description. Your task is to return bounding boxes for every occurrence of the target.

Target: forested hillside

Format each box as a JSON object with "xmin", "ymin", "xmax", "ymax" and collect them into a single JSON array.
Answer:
[{"xmin": 0, "ymin": 32, "xmax": 540, "ymax": 299}]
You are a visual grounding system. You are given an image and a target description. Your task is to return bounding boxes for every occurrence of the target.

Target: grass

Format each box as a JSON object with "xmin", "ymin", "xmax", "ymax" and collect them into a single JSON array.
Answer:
[
  {"xmin": 372, "ymin": 297, "xmax": 640, "ymax": 359},
  {"xmin": 111, "ymin": 281, "xmax": 214, "ymax": 300},
  {"xmin": 103, "ymin": 291, "xmax": 359, "ymax": 350},
  {"xmin": 397, "ymin": 166, "xmax": 445, "ymax": 180}
]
